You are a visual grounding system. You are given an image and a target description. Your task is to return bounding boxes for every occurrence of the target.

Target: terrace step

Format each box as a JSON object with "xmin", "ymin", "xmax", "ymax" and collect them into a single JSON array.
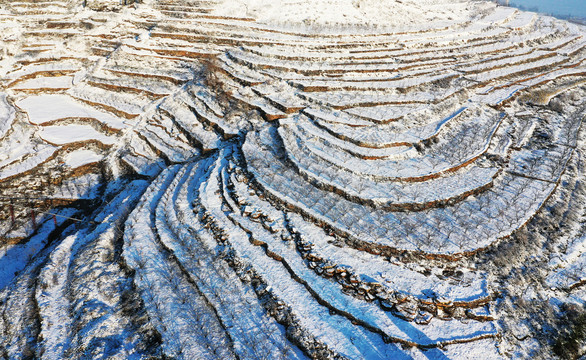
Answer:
[
  {"xmin": 212, "ymin": 152, "xmax": 497, "ymax": 347},
  {"xmin": 124, "ymin": 165, "xmax": 238, "ymax": 359},
  {"xmin": 159, "ymin": 97, "xmax": 223, "ymax": 152},
  {"xmin": 280, "ymin": 122, "xmax": 499, "ymax": 210},
  {"xmin": 151, "ymin": 161, "xmax": 304, "ymax": 359},
  {"xmin": 243, "ymin": 127, "xmax": 558, "ymax": 257},
  {"xmin": 227, "ymin": 165, "xmax": 494, "ymax": 311},
  {"xmin": 68, "ymin": 84, "xmax": 154, "ymax": 119}
]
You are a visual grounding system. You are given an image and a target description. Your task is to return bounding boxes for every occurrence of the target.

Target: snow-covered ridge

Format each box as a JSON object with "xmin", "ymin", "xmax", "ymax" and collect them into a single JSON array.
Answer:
[{"xmin": 0, "ymin": 0, "xmax": 584, "ymax": 359}]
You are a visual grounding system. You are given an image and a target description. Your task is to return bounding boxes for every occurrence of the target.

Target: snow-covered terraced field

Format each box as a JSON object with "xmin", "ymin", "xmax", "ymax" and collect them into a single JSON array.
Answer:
[{"xmin": 0, "ymin": 0, "xmax": 585, "ymax": 359}]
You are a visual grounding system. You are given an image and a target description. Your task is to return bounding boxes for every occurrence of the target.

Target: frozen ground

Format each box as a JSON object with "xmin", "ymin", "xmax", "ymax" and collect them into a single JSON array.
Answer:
[{"xmin": 0, "ymin": 0, "xmax": 585, "ymax": 359}]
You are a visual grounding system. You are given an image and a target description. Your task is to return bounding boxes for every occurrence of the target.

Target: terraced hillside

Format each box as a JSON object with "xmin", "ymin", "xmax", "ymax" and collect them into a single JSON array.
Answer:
[{"xmin": 0, "ymin": 0, "xmax": 585, "ymax": 359}]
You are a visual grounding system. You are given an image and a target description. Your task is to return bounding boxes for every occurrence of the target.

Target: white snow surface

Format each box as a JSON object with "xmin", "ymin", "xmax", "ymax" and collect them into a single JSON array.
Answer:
[
  {"xmin": 63, "ymin": 149, "xmax": 103, "ymax": 168},
  {"xmin": 16, "ymin": 94, "xmax": 127, "ymax": 129},
  {"xmin": 214, "ymin": 0, "xmax": 485, "ymax": 29},
  {"xmin": 0, "ymin": 208, "xmax": 78, "ymax": 290},
  {"xmin": 38, "ymin": 124, "xmax": 115, "ymax": 145},
  {"xmin": 0, "ymin": 145, "xmax": 58, "ymax": 181},
  {"xmin": 0, "ymin": 0, "xmax": 584, "ymax": 359},
  {"xmin": 10, "ymin": 76, "xmax": 73, "ymax": 90}
]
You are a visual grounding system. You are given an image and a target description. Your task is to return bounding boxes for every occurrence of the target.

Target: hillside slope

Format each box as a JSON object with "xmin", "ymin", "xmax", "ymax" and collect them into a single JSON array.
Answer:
[{"xmin": 0, "ymin": 0, "xmax": 585, "ymax": 359}]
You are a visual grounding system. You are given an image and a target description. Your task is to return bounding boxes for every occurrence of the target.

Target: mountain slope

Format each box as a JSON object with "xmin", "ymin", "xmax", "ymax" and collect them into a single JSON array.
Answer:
[{"xmin": 0, "ymin": 0, "xmax": 585, "ymax": 359}]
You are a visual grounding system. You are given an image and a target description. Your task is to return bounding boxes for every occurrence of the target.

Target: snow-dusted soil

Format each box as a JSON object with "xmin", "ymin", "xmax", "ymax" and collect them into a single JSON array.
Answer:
[{"xmin": 0, "ymin": 0, "xmax": 585, "ymax": 359}]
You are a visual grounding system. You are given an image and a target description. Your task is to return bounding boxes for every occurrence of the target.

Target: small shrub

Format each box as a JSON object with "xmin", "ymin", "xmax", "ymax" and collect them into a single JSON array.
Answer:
[{"xmin": 553, "ymin": 304, "xmax": 586, "ymax": 359}]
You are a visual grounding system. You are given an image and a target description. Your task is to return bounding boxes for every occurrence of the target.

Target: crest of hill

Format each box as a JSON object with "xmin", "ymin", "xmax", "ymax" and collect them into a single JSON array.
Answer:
[{"xmin": 213, "ymin": 0, "xmax": 490, "ymax": 30}]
